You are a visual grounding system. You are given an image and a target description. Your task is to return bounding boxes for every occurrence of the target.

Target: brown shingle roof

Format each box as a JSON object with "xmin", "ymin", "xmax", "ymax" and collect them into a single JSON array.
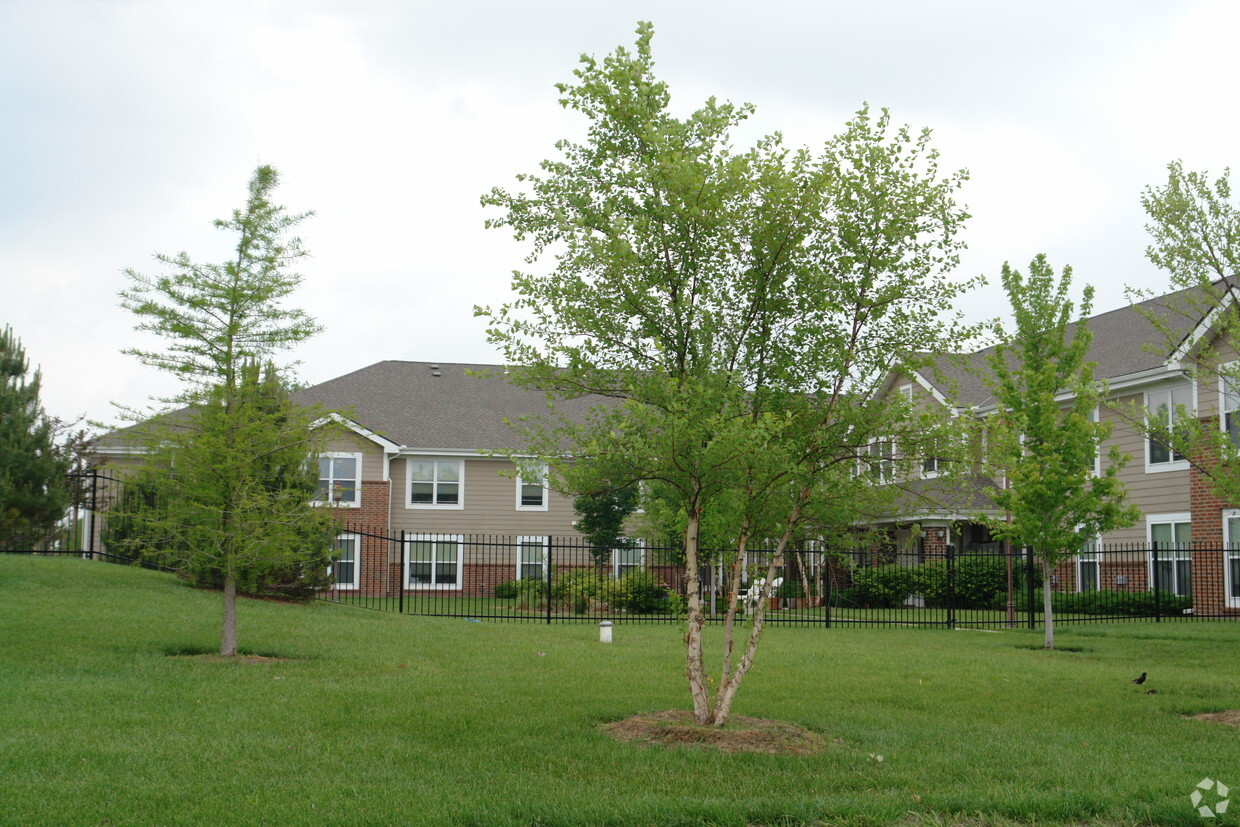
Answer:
[
  {"xmin": 291, "ymin": 361, "xmax": 609, "ymax": 452},
  {"xmin": 924, "ymin": 284, "xmax": 1210, "ymax": 409}
]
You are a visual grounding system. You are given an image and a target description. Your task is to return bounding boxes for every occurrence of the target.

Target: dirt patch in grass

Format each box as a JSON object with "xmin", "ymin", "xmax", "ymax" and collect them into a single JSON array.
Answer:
[
  {"xmin": 190, "ymin": 654, "xmax": 286, "ymax": 664},
  {"xmin": 1191, "ymin": 709, "xmax": 1240, "ymax": 727},
  {"xmin": 163, "ymin": 645, "xmax": 287, "ymax": 664},
  {"xmin": 603, "ymin": 710, "xmax": 825, "ymax": 755}
]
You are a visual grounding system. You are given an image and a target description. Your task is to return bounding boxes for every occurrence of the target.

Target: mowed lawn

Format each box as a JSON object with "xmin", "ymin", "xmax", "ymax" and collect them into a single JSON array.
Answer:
[{"xmin": 2, "ymin": 556, "xmax": 1238, "ymax": 826}]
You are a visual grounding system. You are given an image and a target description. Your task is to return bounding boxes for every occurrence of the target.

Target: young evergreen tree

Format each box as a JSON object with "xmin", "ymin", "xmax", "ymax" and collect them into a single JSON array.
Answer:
[
  {"xmin": 0, "ymin": 326, "xmax": 72, "ymax": 549},
  {"xmin": 119, "ymin": 165, "xmax": 334, "ymax": 656},
  {"xmin": 983, "ymin": 255, "xmax": 1139, "ymax": 650}
]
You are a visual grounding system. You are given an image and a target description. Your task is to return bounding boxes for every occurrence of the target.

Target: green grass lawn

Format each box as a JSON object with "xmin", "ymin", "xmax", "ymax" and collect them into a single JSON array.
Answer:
[{"xmin": 3, "ymin": 556, "xmax": 1238, "ymax": 826}]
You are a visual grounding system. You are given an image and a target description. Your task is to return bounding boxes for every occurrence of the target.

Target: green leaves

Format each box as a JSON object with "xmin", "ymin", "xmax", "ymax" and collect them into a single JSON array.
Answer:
[{"xmin": 984, "ymin": 255, "xmax": 1139, "ymax": 563}]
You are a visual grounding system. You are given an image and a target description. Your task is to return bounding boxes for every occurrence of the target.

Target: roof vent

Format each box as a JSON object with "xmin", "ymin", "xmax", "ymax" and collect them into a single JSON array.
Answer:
[{"xmin": 430, "ymin": 363, "xmax": 441, "ymax": 377}]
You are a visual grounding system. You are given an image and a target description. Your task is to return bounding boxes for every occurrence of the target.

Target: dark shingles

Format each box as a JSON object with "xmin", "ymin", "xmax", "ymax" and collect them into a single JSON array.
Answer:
[{"xmin": 291, "ymin": 361, "xmax": 608, "ymax": 452}]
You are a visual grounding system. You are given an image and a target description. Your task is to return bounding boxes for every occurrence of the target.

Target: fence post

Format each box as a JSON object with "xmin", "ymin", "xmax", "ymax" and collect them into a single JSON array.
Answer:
[
  {"xmin": 1152, "ymin": 540, "xmax": 1161, "ymax": 622},
  {"xmin": 87, "ymin": 468, "xmax": 99, "ymax": 557},
  {"xmin": 546, "ymin": 535, "xmax": 553, "ymax": 625},
  {"xmin": 1025, "ymin": 546, "xmax": 1036, "ymax": 630},
  {"xmin": 946, "ymin": 542, "xmax": 956, "ymax": 630},
  {"xmin": 398, "ymin": 530, "xmax": 405, "ymax": 614}
]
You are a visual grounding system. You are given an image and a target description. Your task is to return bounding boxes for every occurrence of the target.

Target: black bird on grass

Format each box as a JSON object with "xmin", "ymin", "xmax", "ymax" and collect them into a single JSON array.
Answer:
[{"xmin": 1132, "ymin": 672, "xmax": 1147, "ymax": 685}]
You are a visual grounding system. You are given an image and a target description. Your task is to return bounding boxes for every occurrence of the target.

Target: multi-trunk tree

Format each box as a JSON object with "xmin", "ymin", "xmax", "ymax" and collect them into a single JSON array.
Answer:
[
  {"xmin": 0, "ymin": 326, "xmax": 72, "ymax": 549},
  {"xmin": 982, "ymin": 255, "xmax": 1139, "ymax": 650},
  {"xmin": 481, "ymin": 23, "xmax": 979, "ymax": 726},
  {"xmin": 118, "ymin": 165, "xmax": 336, "ymax": 656}
]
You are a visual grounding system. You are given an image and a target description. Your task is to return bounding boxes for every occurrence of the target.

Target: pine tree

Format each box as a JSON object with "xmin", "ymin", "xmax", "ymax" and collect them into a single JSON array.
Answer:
[{"xmin": 0, "ymin": 326, "xmax": 72, "ymax": 549}]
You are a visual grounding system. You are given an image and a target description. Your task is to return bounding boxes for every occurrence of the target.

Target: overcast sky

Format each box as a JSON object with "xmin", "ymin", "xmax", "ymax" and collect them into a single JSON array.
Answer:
[{"xmin": 4, "ymin": 0, "xmax": 1239, "ymax": 428}]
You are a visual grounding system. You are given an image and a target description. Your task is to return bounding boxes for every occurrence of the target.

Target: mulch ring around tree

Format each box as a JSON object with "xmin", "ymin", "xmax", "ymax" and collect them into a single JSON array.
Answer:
[
  {"xmin": 1191, "ymin": 710, "xmax": 1240, "ymax": 727},
  {"xmin": 604, "ymin": 710, "xmax": 826, "ymax": 755}
]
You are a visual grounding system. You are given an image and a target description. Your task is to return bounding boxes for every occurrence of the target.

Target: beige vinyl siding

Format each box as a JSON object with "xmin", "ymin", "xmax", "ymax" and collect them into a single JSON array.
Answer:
[
  {"xmin": 1100, "ymin": 393, "xmax": 1190, "ymax": 543},
  {"xmin": 390, "ymin": 456, "xmax": 578, "ymax": 536},
  {"xmin": 319, "ymin": 432, "xmax": 386, "ymax": 481},
  {"xmin": 1195, "ymin": 333, "xmax": 1239, "ymax": 415}
]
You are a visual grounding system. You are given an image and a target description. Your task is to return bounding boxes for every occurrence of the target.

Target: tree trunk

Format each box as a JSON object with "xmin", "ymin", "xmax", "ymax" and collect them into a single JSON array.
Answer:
[
  {"xmin": 682, "ymin": 509, "xmax": 712, "ymax": 725},
  {"xmin": 221, "ymin": 568, "xmax": 238, "ymax": 657},
  {"xmin": 795, "ymin": 551, "xmax": 813, "ymax": 608},
  {"xmin": 1042, "ymin": 567, "xmax": 1054, "ymax": 651}
]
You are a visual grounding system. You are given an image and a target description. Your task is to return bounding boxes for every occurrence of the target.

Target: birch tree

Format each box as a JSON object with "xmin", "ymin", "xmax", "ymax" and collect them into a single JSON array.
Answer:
[{"xmin": 480, "ymin": 23, "xmax": 978, "ymax": 726}]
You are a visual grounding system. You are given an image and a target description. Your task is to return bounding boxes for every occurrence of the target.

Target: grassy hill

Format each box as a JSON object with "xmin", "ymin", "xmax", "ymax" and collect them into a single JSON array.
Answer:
[{"xmin": 2, "ymin": 555, "xmax": 1238, "ymax": 825}]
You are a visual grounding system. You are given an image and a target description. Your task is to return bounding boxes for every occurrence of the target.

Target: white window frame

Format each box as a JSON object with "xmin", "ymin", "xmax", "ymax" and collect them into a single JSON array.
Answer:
[
  {"xmin": 515, "ymin": 463, "xmax": 549, "ymax": 512},
  {"xmin": 1144, "ymin": 384, "xmax": 1193, "ymax": 473},
  {"xmin": 312, "ymin": 452, "xmax": 363, "ymax": 508},
  {"xmin": 330, "ymin": 533, "xmax": 360, "ymax": 590},
  {"xmin": 862, "ymin": 438, "xmax": 895, "ymax": 484},
  {"xmin": 1220, "ymin": 362, "xmax": 1239, "ymax": 448},
  {"xmin": 404, "ymin": 535, "xmax": 463, "ymax": 589},
  {"xmin": 612, "ymin": 539, "xmax": 646, "ymax": 579},
  {"xmin": 1224, "ymin": 508, "xmax": 1240, "ymax": 609},
  {"xmin": 405, "ymin": 458, "xmax": 465, "ymax": 510},
  {"xmin": 1146, "ymin": 513, "xmax": 1192, "ymax": 597},
  {"xmin": 516, "ymin": 536, "xmax": 549, "ymax": 582},
  {"xmin": 1076, "ymin": 534, "xmax": 1100, "ymax": 593},
  {"xmin": 1086, "ymin": 406, "xmax": 1101, "ymax": 476}
]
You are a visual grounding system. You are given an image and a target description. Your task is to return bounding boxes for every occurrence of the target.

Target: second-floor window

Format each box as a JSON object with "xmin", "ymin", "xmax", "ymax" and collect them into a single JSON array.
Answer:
[
  {"xmin": 407, "ymin": 459, "xmax": 463, "ymax": 508},
  {"xmin": 1222, "ymin": 367, "xmax": 1239, "ymax": 448},
  {"xmin": 1146, "ymin": 385, "xmax": 1191, "ymax": 468},
  {"xmin": 314, "ymin": 453, "xmax": 361, "ymax": 507},
  {"xmin": 516, "ymin": 463, "xmax": 548, "ymax": 511},
  {"xmin": 867, "ymin": 440, "xmax": 894, "ymax": 483}
]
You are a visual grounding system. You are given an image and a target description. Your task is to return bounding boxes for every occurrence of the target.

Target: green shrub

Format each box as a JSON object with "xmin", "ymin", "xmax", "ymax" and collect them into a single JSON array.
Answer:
[
  {"xmin": 850, "ymin": 564, "xmax": 918, "ymax": 608},
  {"xmin": 616, "ymin": 569, "xmax": 668, "ymax": 613},
  {"xmin": 514, "ymin": 578, "xmax": 547, "ymax": 610},
  {"xmin": 494, "ymin": 580, "xmax": 519, "ymax": 599},
  {"xmin": 953, "ymin": 556, "xmax": 1012, "ymax": 608},
  {"xmin": 1010, "ymin": 588, "xmax": 1192, "ymax": 616},
  {"xmin": 554, "ymin": 569, "xmax": 609, "ymax": 613}
]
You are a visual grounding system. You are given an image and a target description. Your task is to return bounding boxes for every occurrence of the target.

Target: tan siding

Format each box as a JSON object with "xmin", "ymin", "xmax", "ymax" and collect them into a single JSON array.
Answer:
[
  {"xmin": 319, "ymin": 432, "xmax": 386, "ymax": 481},
  {"xmin": 1100, "ymin": 392, "xmax": 1190, "ymax": 543},
  {"xmin": 390, "ymin": 456, "xmax": 578, "ymax": 536}
]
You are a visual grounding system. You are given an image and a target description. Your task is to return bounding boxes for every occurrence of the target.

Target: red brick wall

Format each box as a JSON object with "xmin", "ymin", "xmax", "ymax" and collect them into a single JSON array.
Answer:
[{"xmin": 1189, "ymin": 419, "xmax": 1237, "ymax": 615}]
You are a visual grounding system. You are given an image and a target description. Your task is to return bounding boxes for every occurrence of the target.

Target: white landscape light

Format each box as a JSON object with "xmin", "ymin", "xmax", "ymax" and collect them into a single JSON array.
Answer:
[{"xmin": 599, "ymin": 620, "xmax": 613, "ymax": 643}]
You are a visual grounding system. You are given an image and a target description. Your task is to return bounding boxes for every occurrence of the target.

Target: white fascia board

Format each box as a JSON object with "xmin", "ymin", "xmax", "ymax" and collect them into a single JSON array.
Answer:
[
  {"xmin": 92, "ymin": 445, "xmax": 153, "ymax": 456},
  {"xmin": 398, "ymin": 447, "xmax": 491, "ymax": 458},
  {"xmin": 314, "ymin": 413, "xmax": 402, "ymax": 454},
  {"xmin": 969, "ymin": 365, "xmax": 1187, "ymax": 416},
  {"xmin": 1169, "ymin": 289, "xmax": 1234, "ymax": 365},
  {"xmin": 909, "ymin": 369, "xmax": 952, "ymax": 409}
]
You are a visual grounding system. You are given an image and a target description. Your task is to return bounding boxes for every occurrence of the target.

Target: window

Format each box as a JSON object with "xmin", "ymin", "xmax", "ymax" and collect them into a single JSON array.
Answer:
[
  {"xmin": 314, "ymin": 453, "xmax": 362, "ymax": 507},
  {"xmin": 1076, "ymin": 536, "xmax": 1099, "ymax": 592},
  {"xmin": 1145, "ymin": 385, "xmax": 1192, "ymax": 469},
  {"xmin": 1224, "ymin": 510, "xmax": 1240, "ymax": 609},
  {"xmin": 865, "ymin": 439, "xmax": 894, "ymax": 483},
  {"xmin": 1148, "ymin": 516, "xmax": 1191, "ymax": 597},
  {"xmin": 407, "ymin": 459, "xmax": 463, "ymax": 509},
  {"xmin": 331, "ymin": 534, "xmax": 359, "ymax": 589},
  {"xmin": 1086, "ymin": 407, "xmax": 1101, "ymax": 475},
  {"xmin": 613, "ymin": 540, "xmax": 646, "ymax": 579},
  {"xmin": 516, "ymin": 536, "xmax": 548, "ymax": 582},
  {"xmin": 405, "ymin": 535, "xmax": 462, "ymax": 588},
  {"xmin": 1221, "ymin": 366, "xmax": 1240, "ymax": 448},
  {"xmin": 515, "ymin": 463, "xmax": 548, "ymax": 511}
]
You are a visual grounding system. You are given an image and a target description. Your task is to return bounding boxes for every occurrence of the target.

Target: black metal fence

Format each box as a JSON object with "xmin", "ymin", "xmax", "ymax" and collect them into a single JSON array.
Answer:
[
  {"xmin": 317, "ymin": 524, "xmax": 1240, "ymax": 628},
  {"xmin": 4, "ymin": 470, "xmax": 1238, "ymax": 628}
]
